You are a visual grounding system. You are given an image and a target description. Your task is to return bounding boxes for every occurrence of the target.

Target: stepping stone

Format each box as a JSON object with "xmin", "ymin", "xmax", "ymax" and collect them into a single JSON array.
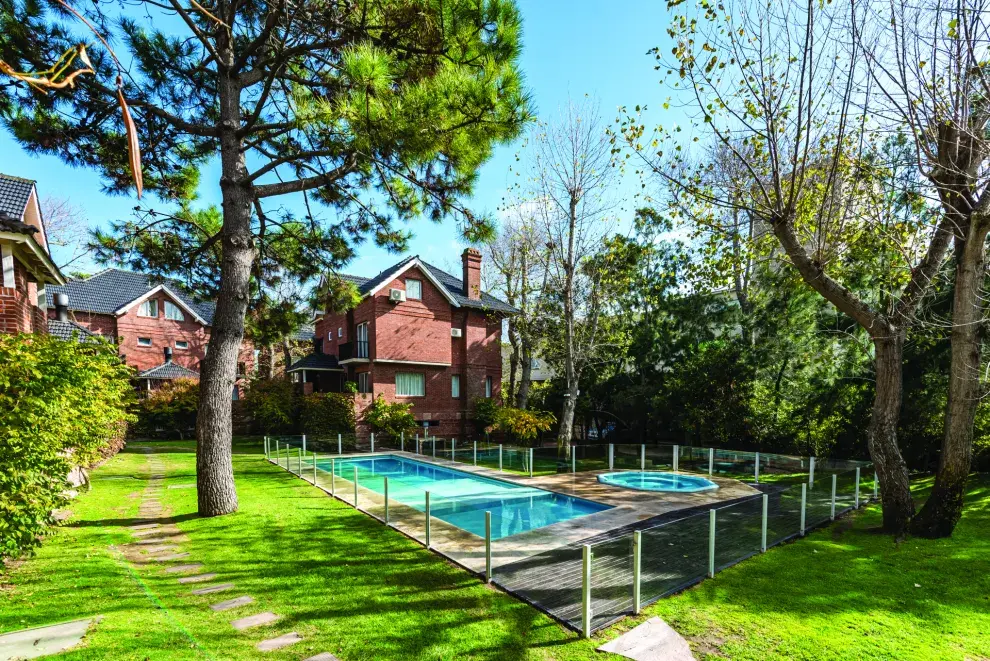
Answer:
[
  {"xmin": 231, "ymin": 612, "xmax": 280, "ymax": 631},
  {"xmin": 0, "ymin": 616, "xmax": 101, "ymax": 659},
  {"xmin": 133, "ymin": 529, "xmax": 164, "ymax": 537},
  {"xmin": 304, "ymin": 654, "xmax": 341, "ymax": 661},
  {"xmin": 130, "ymin": 523, "xmax": 159, "ymax": 531},
  {"xmin": 168, "ymin": 483, "xmax": 196, "ymax": 489},
  {"xmin": 134, "ymin": 537, "xmax": 171, "ymax": 545},
  {"xmin": 597, "ymin": 616, "xmax": 695, "ymax": 661},
  {"xmin": 190, "ymin": 583, "xmax": 235, "ymax": 595},
  {"xmin": 178, "ymin": 573, "xmax": 217, "ymax": 584},
  {"xmin": 256, "ymin": 632, "xmax": 302, "ymax": 651},
  {"xmin": 165, "ymin": 563, "xmax": 204, "ymax": 574},
  {"xmin": 143, "ymin": 545, "xmax": 179, "ymax": 554},
  {"xmin": 211, "ymin": 596, "xmax": 255, "ymax": 612},
  {"xmin": 154, "ymin": 553, "xmax": 190, "ymax": 562}
]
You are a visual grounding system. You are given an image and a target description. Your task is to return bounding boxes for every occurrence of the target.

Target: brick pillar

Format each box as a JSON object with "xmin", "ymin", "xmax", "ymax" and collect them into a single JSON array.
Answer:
[{"xmin": 461, "ymin": 248, "xmax": 482, "ymax": 300}]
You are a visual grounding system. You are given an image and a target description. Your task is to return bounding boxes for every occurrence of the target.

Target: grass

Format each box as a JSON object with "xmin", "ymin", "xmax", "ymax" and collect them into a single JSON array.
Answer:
[{"xmin": 1, "ymin": 439, "xmax": 987, "ymax": 660}]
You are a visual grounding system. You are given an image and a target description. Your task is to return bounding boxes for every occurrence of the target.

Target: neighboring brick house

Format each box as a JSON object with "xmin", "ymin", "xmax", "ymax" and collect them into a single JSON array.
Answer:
[
  {"xmin": 0, "ymin": 173, "xmax": 67, "ymax": 336},
  {"xmin": 47, "ymin": 268, "xmax": 257, "ymax": 392},
  {"xmin": 292, "ymin": 249, "xmax": 517, "ymax": 437}
]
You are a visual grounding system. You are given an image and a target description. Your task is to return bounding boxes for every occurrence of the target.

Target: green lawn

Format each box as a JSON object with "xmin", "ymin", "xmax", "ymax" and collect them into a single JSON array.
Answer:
[{"xmin": 2, "ymin": 440, "xmax": 988, "ymax": 660}]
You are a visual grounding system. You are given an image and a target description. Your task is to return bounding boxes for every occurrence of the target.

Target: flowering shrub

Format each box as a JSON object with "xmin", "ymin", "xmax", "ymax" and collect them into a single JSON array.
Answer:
[{"xmin": 362, "ymin": 395, "xmax": 417, "ymax": 441}]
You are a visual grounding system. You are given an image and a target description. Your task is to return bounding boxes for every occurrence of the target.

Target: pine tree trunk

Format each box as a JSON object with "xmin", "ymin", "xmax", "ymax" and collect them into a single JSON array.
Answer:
[
  {"xmin": 870, "ymin": 334, "xmax": 915, "ymax": 535},
  {"xmin": 912, "ymin": 227, "xmax": 988, "ymax": 537},
  {"xmin": 196, "ymin": 67, "xmax": 254, "ymax": 518}
]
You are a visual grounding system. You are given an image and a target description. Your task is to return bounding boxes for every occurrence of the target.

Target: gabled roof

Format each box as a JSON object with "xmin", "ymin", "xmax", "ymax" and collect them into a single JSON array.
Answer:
[
  {"xmin": 136, "ymin": 361, "xmax": 200, "ymax": 380},
  {"xmin": 292, "ymin": 325, "xmax": 316, "ymax": 342},
  {"xmin": 338, "ymin": 255, "xmax": 518, "ymax": 314},
  {"xmin": 0, "ymin": 174, "xmax": 35, "ymax": 219},
  {"xmin": 47, "ymin": 269, "xmax": 215, "ymax": 324},
  {"xmin": 287, "ymin": 353, "xmax": 343, "ymax": 372},
  {"xmin": 47, "ymin": 318, "xmax": 100, "ymax": 342}
]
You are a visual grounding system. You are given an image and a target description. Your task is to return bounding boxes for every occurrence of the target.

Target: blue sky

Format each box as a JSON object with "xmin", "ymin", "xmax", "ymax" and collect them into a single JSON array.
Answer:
[{"xmin": 1, "ymin": 0, "xmax": 677, "ymax": 279}]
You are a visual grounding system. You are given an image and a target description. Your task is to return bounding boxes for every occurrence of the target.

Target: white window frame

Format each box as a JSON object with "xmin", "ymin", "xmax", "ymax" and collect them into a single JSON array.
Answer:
[
  {"xmin": 485, "ymin": 376, "xmax": 492, "ymax": 398},
  {"xmin": 175, "ymin": 340, "xmax": 189, "ymax": 350},
  {"xmin": 357, "ymin": 372, "xmax": 371, "ymax": 394},
  {"xmin": 164, "ymin": 300, "xmax": 185, "ymax": 322},
  {"xmin": 137, "ymin": 337, "xmax": 153, "ymax": 347},
  {"xmin": 406, "ymin": 278, "xmax": 422, "ymax": 300},
  {"xmin": 356, "ymin": 322, "xmax": 369, "ymax": 358},
  {"xmin": 338, "ymin": 327, "xmax": 343, "ymax": 338},
  {"xmin": 451, "ymin": 374, "xmax": 461, "ymax": 399},
  {"xmin": 396, "ymin": 372, "xmax": 425, "ymax": 397},
  {"xmin": 138, "ymin": 299, "xmax": 158, "ymax": 318}
]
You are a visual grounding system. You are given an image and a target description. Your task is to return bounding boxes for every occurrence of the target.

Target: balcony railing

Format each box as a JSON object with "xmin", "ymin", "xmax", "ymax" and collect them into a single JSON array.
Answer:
[{"xmin": 339, "ymin": 340, "xmax": 369, "ymax": 360}]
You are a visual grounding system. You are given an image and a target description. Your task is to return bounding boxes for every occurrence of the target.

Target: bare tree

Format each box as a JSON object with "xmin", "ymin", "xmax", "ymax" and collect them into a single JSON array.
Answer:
[
  {"xmin": 622, "ymin": 0, "xmax": 954, "ymax": 534},
  {"xmin": 528, "ymin": 98, "xmax": 619, "ymax": 451},
  {"xmin": 853, "ymin": 0, "xmax": 990, "ymax": 537},
  {"xmin": 40, "ymin": 197, "xmax": 90, "ymax": 269}
]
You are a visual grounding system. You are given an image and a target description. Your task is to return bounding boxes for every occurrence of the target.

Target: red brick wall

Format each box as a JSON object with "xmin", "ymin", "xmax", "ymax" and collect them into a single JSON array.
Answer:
[
  {"xmin": 0, "ymin": 257, "xmax": 44, "ymax": 335},
  {"xmin": 65, "ymin": 311, "xmax": 118, "ymax": 338},
  {"xmin": 372, "ymin": 266, "xmax": 452, "ymax": 364}
]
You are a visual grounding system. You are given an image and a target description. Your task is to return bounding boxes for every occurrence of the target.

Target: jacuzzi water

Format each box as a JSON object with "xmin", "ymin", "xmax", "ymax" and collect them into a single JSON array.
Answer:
[{"xmin": 598, "ymin": 471, "xmax": 719, "ymax": 493}]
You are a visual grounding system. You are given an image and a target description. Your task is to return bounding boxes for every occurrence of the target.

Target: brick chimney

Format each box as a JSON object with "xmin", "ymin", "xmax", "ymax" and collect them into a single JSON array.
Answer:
[
  {"xmin": 462, "ymin": 248, "xmax": 482, "ymax": 300},
  {"xmin": 54, "ymin": 292, "xmax": 69, "ymax": 322}
]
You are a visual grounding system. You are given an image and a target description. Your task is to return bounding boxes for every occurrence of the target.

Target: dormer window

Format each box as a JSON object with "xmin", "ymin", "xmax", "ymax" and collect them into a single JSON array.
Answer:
[
  {"xmin": 164, "ymin": 301, "xmax": 185, "ymax": 322},
  {"xmin": 406, "ymin": 278, "xmax": 422, "ymax": 300},
  {"xmin": 138, "ymin": 299, "xmax": 158, "ymax": 317}
]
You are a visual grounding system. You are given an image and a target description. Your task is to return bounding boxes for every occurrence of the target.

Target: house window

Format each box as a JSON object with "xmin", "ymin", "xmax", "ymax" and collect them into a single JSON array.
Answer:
[
  {"xmin": 175, "ymin": 340, "xmax": 189, "ymax": 350},
  {"xmin": 138, "ymin": 299, "xmax": 158, "ymax": 318},
  {"xmin": 338, "ymin": 327, "xmax": 343, "ymax": 338},
  {"xmin": 485, "ymin": 376, "xmax": 493, "ymax": 398},
  {"xmin": 357, "ymin": 372, "xmax": 371, "ymax": 394},
  {"xmin": 137, "ymin": 337, "xmax": 152, "ymax": 347},
  {"xmin": 356, "ymin": 322, "xmax": 369, "ymax": 358},
  {"xmin": 253, "ymin": 349, "xmax": 260, "ymax": 372},
  {"xmin": 406, "ymin": 278, "xmax": 422, "ymax": 300},
  {"xmin": 396, "ymin": 372, "xmax": 425, "ymax": 397},
  {"xmin": 328, "ymin": 331, "xmax": 333, "ymax": 342},
  {"xmin": 451, "ymin": 374, "xmax": 461, "ymax": 398},
  {"xmin": 164, "ymin": 301, "xmax": 185, "ymax": 322}
]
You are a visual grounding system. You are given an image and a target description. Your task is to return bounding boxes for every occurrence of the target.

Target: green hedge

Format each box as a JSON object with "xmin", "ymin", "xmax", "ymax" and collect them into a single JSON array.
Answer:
[
  {"xmin": 0, "ymin": 333, "xmax": 135, "ymax": 561},
  {"xmin": 299, "ymin": 392, "xmax": 357, "ymax": 437}
]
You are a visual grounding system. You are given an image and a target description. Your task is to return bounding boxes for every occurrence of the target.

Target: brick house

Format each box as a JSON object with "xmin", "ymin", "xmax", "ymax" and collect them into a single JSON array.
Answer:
[
  {"xmin": 293, "ymin": 249, "xmax": 516, "ymax": 437},
  {"xmin": 0, "ymin": 173, "xmax": 67, "ymax": 336},
  {"xmin": 47, "ymin": 268, "xmax": 258, "ymax": 392}
]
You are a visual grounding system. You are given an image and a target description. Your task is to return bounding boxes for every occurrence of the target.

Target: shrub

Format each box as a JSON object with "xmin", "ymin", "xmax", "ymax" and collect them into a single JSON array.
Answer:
[
  {"xmin": 363, "ymin": 395, "xmax": 417, "ymax": 441},
  {"xmin": 244, "ymin": 378, "xmax": 297, "ymax": 434},
  {"xmin": 135, "ymin": 378, "xmax": 199, "ymax": 439},
  {"xmin": 496, "ymin": 407, "xmax": 556, "ymax": 443},
  {"xmin": 473, "ymin": 397, "xmax": 501, "ymax": 435},
  {"xmin": 0, "ymin": 333, "xmax": 134, "ymax": 561},
  {"xmin": 299, "ymin": 392, "xmax": 356, "ymax": 437}
]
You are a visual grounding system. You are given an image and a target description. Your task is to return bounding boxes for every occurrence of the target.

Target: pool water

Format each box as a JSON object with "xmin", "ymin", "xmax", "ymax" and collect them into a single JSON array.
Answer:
[
  {"xmin": 318, "ymin": 455, "xmax": 611, "ymax": 539},
  {"xmin": 598, "ymin": 471, "xmax": 719, "ymax": 493}
]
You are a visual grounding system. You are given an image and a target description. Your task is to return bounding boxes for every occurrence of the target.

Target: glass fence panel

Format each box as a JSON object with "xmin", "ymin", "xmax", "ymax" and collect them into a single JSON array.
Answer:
[
  {"xmin": 611, "ymin": 444, "xmax": 642, "ymax": 470},
  {"xmin": 640, "ymin": 512, "xmax": 710, "ymax": 604},
  {"xmin": 712, "ymin": 449, "xmax": 758, "ymax": 481},
  {"xmin": 386, "ymin": 481, "xmax": 428, "ymax": 546},
  {"xmin": 501, "ymin": 446, "xmax": 530, "ymax": 474},
  {"xmin": 677, "ymin": 446, "xmax": 710, "ymax": 474},
  {"xmin": 492, "ymin": 543, "xmax": 586, "ymax": 631},
  {"xmin": 532, "ymin": 446, "xmax": 568, "ymax": 475},
  {"xmin": 644, "ymin": 444, "xmax": 674, "ymax": 471},
  {"xmin": 573, "ymin": 444, "xmax": 609, "ymax": 472},
  {"xmin": 590, "ymin": 536, "xmax": 635, "ymax": 629},
  {"xmin": 764, "ymin": 483, "xmax": 803, "ymax": 547},
  {"xmin": 475, "ymin": 443, "xmax": 502, "ymax": 471},
  {"xmin": 713, "ymin": 496, "xmax": 763, "ymax": 571}
]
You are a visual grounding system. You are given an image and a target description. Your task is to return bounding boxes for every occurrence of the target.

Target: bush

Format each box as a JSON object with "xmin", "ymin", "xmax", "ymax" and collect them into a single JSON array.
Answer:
[
  {"xmin": 244, "ymin": 378, "xmax": 297, "ymax": 434},
  {"xmin": 363, "ymin": 395, "xmax": 417, "ymax": 441},
  {"xmin": 135, "ymin": 378, "xmax": 199, "ymax": 439},
  {"xmin": 473, "ymin": 398, "xmax": 501, "ymax": 435},
  {"xmin": 0, "ymin": 333, "xmax": 134, "ymax": 561},
  {"xmin": 496, "ymin": 407, "xmax": 556, "ymax": 443},
  {"xmin": 299, "ymin": 392, "xmax": 356, "ymax": 437}
]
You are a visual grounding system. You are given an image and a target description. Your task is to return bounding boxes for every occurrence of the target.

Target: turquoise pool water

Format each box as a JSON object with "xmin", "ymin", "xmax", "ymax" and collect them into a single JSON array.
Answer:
[
  {"xmin": 317, "ymin": 455, "xmax": 611, "ymax": 539},
  {"xmin": 598, "ymin": 471, "xmax": 719, "ymax": 493}
]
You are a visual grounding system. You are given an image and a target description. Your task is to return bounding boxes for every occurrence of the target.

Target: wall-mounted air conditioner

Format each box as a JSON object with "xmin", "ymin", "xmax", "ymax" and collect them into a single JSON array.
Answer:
[
  {"xmin": 450, "ymin": 328, "xmax": 463, "ymax": 338},
  {"xmin": 388, "ymin": 288, "xmax": 406, "ymax": 303}
]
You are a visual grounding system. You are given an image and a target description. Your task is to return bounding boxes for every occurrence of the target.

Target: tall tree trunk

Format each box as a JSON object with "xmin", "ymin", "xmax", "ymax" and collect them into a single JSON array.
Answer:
[
  {"xmin": 196, "ymin": 67, "xmax": 254, "ymax": 518},
  {"xmin": 912, "ymin": 226, "xmax": 989, "ymax": 537},
  {"xmin": 264, "ymin": 342, "xmax": 276, "ymax": 380},
  {"xmin": 556, "ymin": 196, "xmax": 579, "ymax": 454},
  {"xmin": 506, "ymin": 318, "xmax": 520, "ymax": 406},
  {"xmin": 870, "ymin": 334, "xmax": 915, "ymax": 535},
  {"xmin": 281, "ymin": 339, "xmax": 293, "ymax": 380},
  {"xmin": 517, "ymin": 341, "xmax": 533, "ymax": 409}
]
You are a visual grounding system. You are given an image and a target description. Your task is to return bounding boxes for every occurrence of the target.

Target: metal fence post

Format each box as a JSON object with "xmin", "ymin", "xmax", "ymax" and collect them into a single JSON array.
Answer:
[
  {"xmin": 452, "ymin": 438, "xmax": 457, "ymax": 462},
  {"xmin": 296, "ymin": 447, "xmax": 301, "ymax": 475},
  {"xmin": 371, "ymin": 432, "xmax": 375, "ymax": 454},
  {"xmin": 761, "ymin": 494, "xmax": 768, "ymax": 552},
  {"xmin": 800, "ymin": 483, "xmax": 807, "ymax": 536},
  {"xmin": 571, "ymin": 450, "xmax": 576, "ymax": 474},
  {"xmin": 855, "ymin": 467, "xmax": 861, "ymax": 508},
  {"xmin": 474, "ymin": 441, "xmax": 478, "ymax": 466},
  {"xmin": 353, "ymin": 466, "xmax": 359, "ymax": 508},
  {"xmin": 499, "ymin": 444, "xmax": 503, "ymax": 472},
  {"xmin": 401, "ymin": 431, "xmax": 404, "ymax": 453},
  {"xmin": 425, "ymin": 491, "xmax": 432, "ymax": 549},
  {"xmin": 809, "ymin": 456, "xmax": 816, "ymax": 485},
  {"xmin": 337, "ymin": 433, "xmax": 342, "ymax": 455},
  {"xmin": 384, "ymin": 476, "xmax": 389, "ymax": 525},
  {"xmin": 755, "ymin": 452, "xmax": 760, "ymax": 483},
  {"xmin": 432, "ymin": 436, "xmax": 436, "ymax": 458},
  {"xmin": 673, "ymin": 444, "xmax": 679, "ymax": 472},
  {"xmin": 416, "ymin": 433, "xmax": 420, "ymax": 453},
  {"xmin": 529, "ymin": 448, "xmax": 534, "ymax": 478},
  {"xmin": 708, "ymin": 509, "xmax": 716, "ymax": 578},
  {"xmin": 581, "ymin": 544, "xmax": 592, "ymax": 639},
  {"xmin": 608, "ymin": 444, "xmax": 614, "ymax": 471},
  {"xmin": 264, "ymin": 436, "xmax": 268, "ymax": 458},
  {"xmin": 708, "ymin": 447, "xmax": 714, "ymax": 476},
  {"xmin": 632, "ymin": 530, "xmax": 642, "ymax": 614},
  {"xmin": 640, "ymin": 444, "xmax": 645, "ymax": 470},
  {"xmin": 274, "ymin": 439, "xmax": 278, "ymax": 463},
  {"xmin": 485, "ymin": 511, "xmax": 492, "ymax": 583},
  {"xmin": 313, "ymin": 453, "xmax": 318, "ymax": 484},
  {"xmin": 302, "ymin": 434, "xmax": 307, "ymax": 454},
  {"xmin": 330, "ymin": 458, "xmax": 335, "ymax": 497},
  {"xmin": 831, "ymin": 473, "xmax": 837, "ymax": 520}
]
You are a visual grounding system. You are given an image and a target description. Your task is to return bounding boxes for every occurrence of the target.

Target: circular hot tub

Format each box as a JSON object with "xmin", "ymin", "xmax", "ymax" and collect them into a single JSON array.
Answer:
[{"xmin": 598, "ymin": 471, "xmax": 719, "ymax": 493}]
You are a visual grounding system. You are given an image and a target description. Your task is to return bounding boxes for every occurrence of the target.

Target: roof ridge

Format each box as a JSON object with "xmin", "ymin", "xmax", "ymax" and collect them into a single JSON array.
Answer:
[{"xmin": 0, "ymin": 173, "xmax": 37, "ymax": 185}]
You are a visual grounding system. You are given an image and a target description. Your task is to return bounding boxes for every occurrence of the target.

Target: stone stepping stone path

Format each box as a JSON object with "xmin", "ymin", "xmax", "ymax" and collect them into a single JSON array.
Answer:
[
  {"xmin": 132, "ymin": 528, "xmax": 166, "ymax": 538},
  {"xmin": 177, "ymin": 573, "xmax": 217, "ymax": 584},
  {"xmin": 0, "ymin": 617, "xmax": 102, "ymax": 660},
  {"xmin": 190, "ymin": 583, "xmax": 236, "ymax": 596},
  {"xmin": 210, "ymin": 596, "xmax": 254, "ymax": 612},
  {"xmin": 130, "ymin": 523, "xmax": 159, "ymax": 531},
  {"xmin": 142, "ymin": 544, "xmax": 179, "ymax": 554},
  {"xmin": 168, "ymin": 483, "xmax": 197, "ymax": 489},
  {"xmin": 304, "ymin": 654, "xmax": 341, "ymax": 661},
  {"xmin": 154, "ymin": 552, "xmax": 190, "ymax": 562},
  {"xmin": 165, "ymin": 563, "xmax": 204, "ymax": 574},
  {"xmin": 597, "ymin": 616, "xmax": 696, "ymax": 661},
  {"xmin": 231, "ymin": 612, "xmax": 280, "ymax": 631},
  {"xmin": 256, "ymin": 632, "xmax": 302, "ymax": 652}
]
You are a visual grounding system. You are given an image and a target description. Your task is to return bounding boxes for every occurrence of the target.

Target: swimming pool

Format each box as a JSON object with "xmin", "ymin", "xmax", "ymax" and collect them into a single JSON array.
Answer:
[
  {"xmin": 318, "ymin": 455, "xmax": 611, "ymax": 539},
  {"xmin": 598, "ymin": 471, "xmax": 719, "ymax": 493}
]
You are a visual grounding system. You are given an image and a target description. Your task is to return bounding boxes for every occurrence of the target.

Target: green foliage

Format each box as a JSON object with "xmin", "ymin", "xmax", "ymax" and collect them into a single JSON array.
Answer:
[
  {"xmin": 362, "ymin": 396, "xmax": 417, "ymax": 441},
  {"xmin": 494, "ymin": 407, "xmax": 556, "ymax": 443},
  {"xmin": 473, "ymin": 398, "xmax": 501, "ymax": 435},
  {"xmin": 0, "ymin": 333, "xmax": 134, "ymax": 561},
  {"xmin": 243, "ymin": 379, "xmax": 297, "ymax": 435},
  {"xmin": 135, "ymin": 378, "xmax": 199, "ymax": 439},
  {"xmin": 299, "ymin": 392, "xmax": 357, "ymax": 437}
]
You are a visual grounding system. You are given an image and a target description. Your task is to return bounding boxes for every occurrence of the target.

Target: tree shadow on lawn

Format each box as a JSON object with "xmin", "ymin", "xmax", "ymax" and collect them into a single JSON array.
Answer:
[{"xmin": 67, "ymin": 512, "xmax": 203, "ymax": 528}]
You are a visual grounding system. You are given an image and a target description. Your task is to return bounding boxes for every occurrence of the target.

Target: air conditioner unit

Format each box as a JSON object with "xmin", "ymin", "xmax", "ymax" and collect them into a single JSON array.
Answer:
[
  {"xmin": 450, "ymin": 328, "xmax": 463, "ymax": 338},
  {"xmin": 388, "ymin": 288, "xmax": 406, "ymax": 303}
]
